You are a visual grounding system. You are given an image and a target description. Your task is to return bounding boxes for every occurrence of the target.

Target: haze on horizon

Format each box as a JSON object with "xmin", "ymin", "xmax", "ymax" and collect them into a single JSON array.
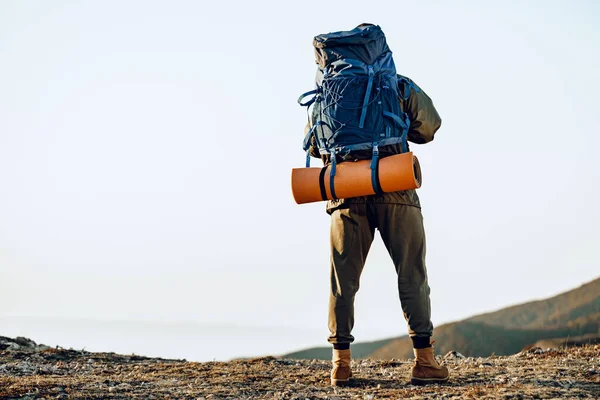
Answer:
[{"xmin": 1, "ymin": 0, "xmax": 599, "ymax": 355}]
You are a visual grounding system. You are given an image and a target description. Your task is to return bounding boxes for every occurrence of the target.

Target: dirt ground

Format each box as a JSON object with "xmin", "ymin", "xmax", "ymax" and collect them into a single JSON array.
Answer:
[{"xmin": 0, "ymin": 337, "xmax": 598, "ymax": 399}]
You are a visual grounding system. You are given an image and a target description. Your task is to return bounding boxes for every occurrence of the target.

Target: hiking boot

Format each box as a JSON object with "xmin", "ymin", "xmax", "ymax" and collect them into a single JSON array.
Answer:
[
  {"xmin": 411, "ymin": 346, "xmax": 449, "ymax": 385},
  {"xmin": 331, "ymin": 348, "xmax": 352, "ymax": 386}
]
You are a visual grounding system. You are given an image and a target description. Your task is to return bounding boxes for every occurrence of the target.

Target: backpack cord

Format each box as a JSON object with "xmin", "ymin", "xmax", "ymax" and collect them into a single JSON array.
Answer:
[{"xmin": 320, "ymin": 75, "xmax": 383, "ymax": 138}]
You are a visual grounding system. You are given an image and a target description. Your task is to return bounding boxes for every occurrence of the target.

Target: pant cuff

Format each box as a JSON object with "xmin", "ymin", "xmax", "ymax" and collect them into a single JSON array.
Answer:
[
  {"xmin": 411, "ymin": 336, "xmax": 432, "ymax": 349},
  {"xmin": 333, "ymin": 343, "xmax": 350, "ymax": 350}
]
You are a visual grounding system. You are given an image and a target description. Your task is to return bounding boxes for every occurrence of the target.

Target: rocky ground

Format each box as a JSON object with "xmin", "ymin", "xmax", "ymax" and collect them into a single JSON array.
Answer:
[{"xmin": 0, "ymin": 336, "xmax": 598, "ymax": 399}]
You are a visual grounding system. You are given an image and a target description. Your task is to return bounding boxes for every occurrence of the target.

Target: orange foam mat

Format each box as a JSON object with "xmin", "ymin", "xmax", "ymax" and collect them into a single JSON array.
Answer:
[{"xmin": 291, "ymin": 152, "xmax": 422, "ymax": 204}]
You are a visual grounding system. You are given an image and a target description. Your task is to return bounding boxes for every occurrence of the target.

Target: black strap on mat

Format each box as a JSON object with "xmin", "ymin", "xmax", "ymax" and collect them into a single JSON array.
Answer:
[{"xmin": 318, "ymin": 167, "xmax": 328, "ymax": 201}]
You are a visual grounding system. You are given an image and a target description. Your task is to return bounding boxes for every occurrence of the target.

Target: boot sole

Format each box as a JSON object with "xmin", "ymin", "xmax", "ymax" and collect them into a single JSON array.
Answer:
[
  {"xmin": 331, "ymin": 378, "xmax": 351, "ymax": 387},
  {"xmin": 410, "ymin": 376, "xmax": 449, "ymax": 385}
]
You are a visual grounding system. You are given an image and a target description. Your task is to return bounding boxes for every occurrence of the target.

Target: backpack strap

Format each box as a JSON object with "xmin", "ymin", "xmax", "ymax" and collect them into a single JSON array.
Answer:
[
  {"xmin": 383, "ymin": 111, "xmax": 410, "ymax": 153},
  {"xmin": 297, "ymin": 89, "xmax": 319, "ymax": 107},
  {"xmin": 370, "ymin": 143, "xmax": 382, "ymax": 194},
  {"xmin": 359, "ymin": 66, "xmax": 375, "ymax": 128},
  {"xmin": 329, "ymin": 150, "xmax": 338, "ymax": 200},
  {"xmin": 302, "ymin": 121, "xmax": 323, "ymax": 167},
  {"xmin": 398, "ymin": 76, "xmax": 421, "ymax": 100},
  {"xmin": 401, "ymin": 113, "xmax": 410, "ymax": 153}
]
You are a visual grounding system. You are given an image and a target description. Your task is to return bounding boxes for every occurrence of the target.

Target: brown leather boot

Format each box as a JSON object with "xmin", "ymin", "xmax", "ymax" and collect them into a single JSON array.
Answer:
[
  {"xmin": 411, "ymin": 346, "xmax": 449, "ymax": 385},
  {"xmin": 331, "ymin": 348, "xmax": 352, "ymax": 386}
]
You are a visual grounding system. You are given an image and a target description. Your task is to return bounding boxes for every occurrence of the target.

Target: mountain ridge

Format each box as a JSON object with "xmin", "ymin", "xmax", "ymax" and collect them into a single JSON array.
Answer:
[{"xmin": 284, "ymin": 276, "xmax": 600, "ymax": 360}]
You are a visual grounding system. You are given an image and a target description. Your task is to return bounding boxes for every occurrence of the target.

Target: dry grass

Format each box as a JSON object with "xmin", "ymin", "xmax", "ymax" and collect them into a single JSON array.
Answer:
[{"xmin": 0, "ymin": 344, "xmax": 598, "ymax": 399}]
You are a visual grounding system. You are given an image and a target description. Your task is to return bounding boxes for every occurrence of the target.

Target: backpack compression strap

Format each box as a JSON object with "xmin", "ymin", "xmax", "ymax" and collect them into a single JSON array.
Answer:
[
  {"xmin": 299, "ymin": 89, "xmax": 322, "ymax": 167},
  {"xmin": 358, "ymin": 66, "xmax": 375, "ymax": 128},
  {"xmin": 297, "ymin": 89, "xmax": 319, "ymax": 106},
  {"xmin": 326, "ymin": 143, "xmax": 382, "ymax": 199},
  {"xmin": 302, "ymin": 122, "xmax": 321, "ymax": 167},
  {"xmin": 383, "ymin": 111, "xmax": 410, "ymax": 153},
  {"xmin": 398, "ymin": 77, "xmax": 421, "ymax": 100},
  {"xmin": 370, "ymin": 143, "xmax": 381, "ymax": 195},
  {"xmin": 329, "ymin": 150, "xmax": 338, "ymax": 200}
]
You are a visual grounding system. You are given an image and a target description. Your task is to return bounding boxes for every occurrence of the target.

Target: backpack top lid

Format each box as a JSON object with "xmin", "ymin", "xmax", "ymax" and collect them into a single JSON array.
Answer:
[{"xmin": 313, "ymin": 24, "xmax": 390, "ymax": 68}]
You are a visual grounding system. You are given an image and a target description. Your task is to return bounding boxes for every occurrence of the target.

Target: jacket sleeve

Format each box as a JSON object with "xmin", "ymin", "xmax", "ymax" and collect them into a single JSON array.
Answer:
[{"xmin": 398, "ymin": 75, "xmax": 442, "ymax": 144}]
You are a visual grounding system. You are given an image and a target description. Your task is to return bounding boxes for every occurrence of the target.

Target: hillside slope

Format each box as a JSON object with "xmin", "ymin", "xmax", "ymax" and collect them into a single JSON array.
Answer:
[
  {"xmin": 468, "ymin": 277, "xmax": 600, "ymax": 329},
  {"xmin": 285, "ymin": 276, "xmax": 600, "ymax": 360},
  {"xmin": 370, "ymin": 321, "xmax": 599, "ymax": 360},
  {"xmin": 284, "ymin": 337, "xmax": 394, "ymax": 360}
]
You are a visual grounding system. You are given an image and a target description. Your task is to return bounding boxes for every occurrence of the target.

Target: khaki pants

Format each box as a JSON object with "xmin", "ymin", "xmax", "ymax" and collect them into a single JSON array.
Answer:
[{"xmin": 328, "ymin": 202, "xmax": 433, "ymax": 344}]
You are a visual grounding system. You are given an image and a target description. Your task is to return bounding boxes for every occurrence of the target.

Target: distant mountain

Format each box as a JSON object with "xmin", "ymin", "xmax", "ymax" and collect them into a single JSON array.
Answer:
[
  {"xmin": 284, "ymin": 276, "xmax": 600, "ymax": 360},
  {"xmin": 283, "ymin": 337, "xmax": 395, "ymax": 360},
  {"xmin": 530, "ymin": 333, "xmax": 600, "ymax": 350}
]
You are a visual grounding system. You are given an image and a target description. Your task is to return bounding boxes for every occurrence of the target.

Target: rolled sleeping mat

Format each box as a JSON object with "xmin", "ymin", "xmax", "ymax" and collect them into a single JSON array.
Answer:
[{"xmin": 291, "ymin": 152, "xmax": 422, "ymax": 205}]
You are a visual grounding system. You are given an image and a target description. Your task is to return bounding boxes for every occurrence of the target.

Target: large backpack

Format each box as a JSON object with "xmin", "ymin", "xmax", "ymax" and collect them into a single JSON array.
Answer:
[{"xmin": 298, "ymin": 24, "xmax": 410, "ymax": 200}]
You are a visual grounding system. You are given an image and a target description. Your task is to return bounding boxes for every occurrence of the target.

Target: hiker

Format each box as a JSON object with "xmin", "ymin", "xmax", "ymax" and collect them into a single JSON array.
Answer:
[{"xmin": 299, "ymin": 24, "xmax": 449, "ymax": 386}]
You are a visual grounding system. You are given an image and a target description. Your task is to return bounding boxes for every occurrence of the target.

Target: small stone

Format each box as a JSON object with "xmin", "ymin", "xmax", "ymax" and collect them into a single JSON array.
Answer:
[
  {"xmin": 444, "ymin": 350, "xmax": 465, "ymax": 359},
  {"xmin": 34, "ymin": 345, "xmax": 50, "ymax": 352},
  {"xmin": 117, "ymin": 383, "xmax": 132, "ymax": 389},
  {"xmin": 14, "ymin": 337, "xmax": 37, "ymax": 348},
  {"xmin": 7, "ymin": 343, "xmax": 20, "ymax": 351},
  {"xmin": 526, "ymin": 346, "xmax": 544, "ymax": 354}
]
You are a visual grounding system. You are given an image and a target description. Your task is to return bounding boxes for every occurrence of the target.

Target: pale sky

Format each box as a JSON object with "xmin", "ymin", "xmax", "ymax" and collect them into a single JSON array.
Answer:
[{"xmin": 1, "ymin": 0, "xmax": 599, "ymax": 348}]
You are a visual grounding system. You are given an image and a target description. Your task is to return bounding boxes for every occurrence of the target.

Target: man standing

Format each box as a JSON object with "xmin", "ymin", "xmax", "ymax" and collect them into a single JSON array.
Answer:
[
  {"xmin": 300, "ymin": 23, "xmax": 448, "ymax": 386},
  {"xmin": 307, "ymin": 74, "xmax": 448, "ymax": 386}
]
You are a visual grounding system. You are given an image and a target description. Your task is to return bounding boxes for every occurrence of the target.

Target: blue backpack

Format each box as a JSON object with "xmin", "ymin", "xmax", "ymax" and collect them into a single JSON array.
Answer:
[{"xmin": 298, "ymin": 24, "xmax": 410, "ymax": 200}]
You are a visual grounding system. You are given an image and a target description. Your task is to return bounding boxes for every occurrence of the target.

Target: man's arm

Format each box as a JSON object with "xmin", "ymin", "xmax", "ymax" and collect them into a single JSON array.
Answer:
[{"xmin": 398, "ymin": 75, "xmax": 442, "ymax": 144}]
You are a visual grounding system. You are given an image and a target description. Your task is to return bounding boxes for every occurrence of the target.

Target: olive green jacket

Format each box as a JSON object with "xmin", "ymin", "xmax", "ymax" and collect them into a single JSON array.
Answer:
[{"xmin": 304, "ymin": 75, "xmax": 441, "ymax": 213}]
